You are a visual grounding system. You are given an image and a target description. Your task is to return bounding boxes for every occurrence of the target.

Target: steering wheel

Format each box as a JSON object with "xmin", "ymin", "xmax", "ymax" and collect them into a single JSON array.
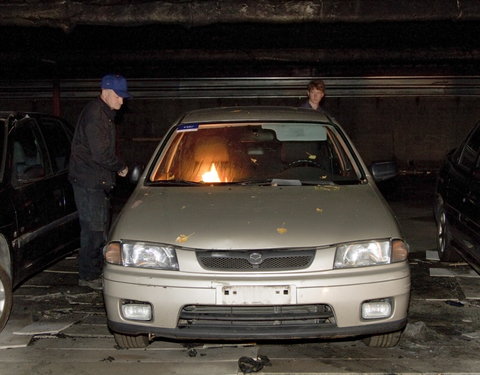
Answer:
[{"xmin": 287, "ymin": 159, "xmax": 323, "ymax": 168}]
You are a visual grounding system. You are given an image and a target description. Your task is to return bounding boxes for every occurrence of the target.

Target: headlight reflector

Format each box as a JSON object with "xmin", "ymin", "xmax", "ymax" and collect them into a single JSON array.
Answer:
[
  {"xmin": 334, "ymin": 240, "xmax": 397, "ymax": 269},
  {"xmin": 104, "ymin": 241, "xmax": 179, "ymax": 270},
  {"xmin": 123, "ymin": 242, "xmax": 179, "ymax": 270}
]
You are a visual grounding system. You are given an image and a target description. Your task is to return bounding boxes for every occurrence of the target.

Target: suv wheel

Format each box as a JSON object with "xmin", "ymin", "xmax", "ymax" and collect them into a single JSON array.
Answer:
[
  {"xmin": 363, "ymin": 330, "xmax": 402, "ymax": 347},
  {"xmin": 436, "ymin": 204, "xmax": 460, "ymax": 262},
  {"xmin": 0, "ymin": 266, "xmax": 13, "ymax": 332},
  {"xmin": 113, "ymin": 332, "xmax": 150, "ymax": 348}
]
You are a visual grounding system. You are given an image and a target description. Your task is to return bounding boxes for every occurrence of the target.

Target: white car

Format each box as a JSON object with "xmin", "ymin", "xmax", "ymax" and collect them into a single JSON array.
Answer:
[{"xmin": 103, "ymin": 106, "xmax": 410, "ymax": 348}]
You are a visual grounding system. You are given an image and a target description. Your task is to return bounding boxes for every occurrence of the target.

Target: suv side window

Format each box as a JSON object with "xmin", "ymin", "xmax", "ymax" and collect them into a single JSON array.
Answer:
[
  {"xmin": 458, "ymin": 125, "xmax": 480, "ymax": 170},
  {"xmin": 38, "ymin": 117, "xmax": 72, "ymax": 173},
  {"xmin": 11, "ymin": 120, "xmax": 48, "ymax": 185}
]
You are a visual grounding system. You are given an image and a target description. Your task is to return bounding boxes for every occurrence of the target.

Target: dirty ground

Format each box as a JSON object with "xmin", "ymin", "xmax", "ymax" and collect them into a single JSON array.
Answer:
[{"xmin": 1, "ymin": 174, "xmax": 480, "ymax": 374}]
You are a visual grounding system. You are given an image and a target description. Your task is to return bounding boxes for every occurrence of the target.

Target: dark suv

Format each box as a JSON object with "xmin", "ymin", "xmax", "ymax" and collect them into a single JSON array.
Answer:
[
  {"xmin": 0, "ymin": 112, "xmax": 79, "ymax": 331},
  {"xmin": 435, "ymin": 121, "xmax": 480, "ymax": 272}
]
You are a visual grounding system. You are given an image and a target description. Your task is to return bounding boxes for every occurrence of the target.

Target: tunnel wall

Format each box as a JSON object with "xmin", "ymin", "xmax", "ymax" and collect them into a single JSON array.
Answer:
[{"xmin": 1, "ymin": 77, "xmax": 480, "ymax": 171}]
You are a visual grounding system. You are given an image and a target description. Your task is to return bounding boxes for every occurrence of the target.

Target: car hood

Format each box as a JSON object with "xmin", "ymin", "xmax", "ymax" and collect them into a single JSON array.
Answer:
[{"xmin": 111, "ymin": 184, "xmax": 401, "ymax": 249}]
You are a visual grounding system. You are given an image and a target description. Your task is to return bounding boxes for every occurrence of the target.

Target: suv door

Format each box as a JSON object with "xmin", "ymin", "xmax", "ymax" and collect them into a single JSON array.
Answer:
[
  {"xmin": 460, "ymin": 124, "xmax": 480, "ymax": 265},
  {"xmin": 438, "ymin": 129, "xmax": 476, "ymax": 245},
  {"xmin": 9, "ymin": 117, "xmax": 66, "ymax": 282},
  {"xmin": 36, "ymin": 115, "xmax": 78, "ymax": 243}
]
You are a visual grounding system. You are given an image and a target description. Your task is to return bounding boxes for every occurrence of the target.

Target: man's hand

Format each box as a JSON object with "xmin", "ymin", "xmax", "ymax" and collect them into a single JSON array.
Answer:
[{"xmin": 118, "ymin": 166, "xmax": 128, "ymax": 177}]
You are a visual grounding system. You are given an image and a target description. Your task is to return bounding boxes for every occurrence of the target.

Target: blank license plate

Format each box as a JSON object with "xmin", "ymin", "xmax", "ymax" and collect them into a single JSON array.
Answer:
[{"xmin": 217, "ymin": 285, "xmax": 295, "ymax": 305}]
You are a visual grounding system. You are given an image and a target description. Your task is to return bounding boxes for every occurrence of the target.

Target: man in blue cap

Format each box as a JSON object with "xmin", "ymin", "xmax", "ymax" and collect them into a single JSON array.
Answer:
[{"xmin": 69, "ymin": 74, "xmax": 131, "ymax": 290}]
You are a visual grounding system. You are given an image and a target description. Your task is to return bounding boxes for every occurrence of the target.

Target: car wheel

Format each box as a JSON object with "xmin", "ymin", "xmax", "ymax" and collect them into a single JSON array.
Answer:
[
  {"xmin": 113, "ymin": 332, "xmax": 150, "ymax": 348},
  {"xmin": 0, "ymin": 266, "xmax": 13, "ymax": 332},
  {"xmin": 436, "ymin": 205, "xmax": 461, "ymax": 262},
  {"xmin": 363, "ymin": 330, "xmax": 402, "ymax": 347}
]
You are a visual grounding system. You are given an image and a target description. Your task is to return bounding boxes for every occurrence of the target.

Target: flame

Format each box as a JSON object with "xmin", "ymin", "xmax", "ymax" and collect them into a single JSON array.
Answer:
[{"xmin": 202, "ymin": 163, "xmax": 221, "ymax": 182}]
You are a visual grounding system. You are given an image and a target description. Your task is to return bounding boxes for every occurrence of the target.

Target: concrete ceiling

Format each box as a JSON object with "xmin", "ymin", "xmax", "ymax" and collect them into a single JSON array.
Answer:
[{"xmin": 1, "ymin": 0, "xmax": 480, "ymax": 79}]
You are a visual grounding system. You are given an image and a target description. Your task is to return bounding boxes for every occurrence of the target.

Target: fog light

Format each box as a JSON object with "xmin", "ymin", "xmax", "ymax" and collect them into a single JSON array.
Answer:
[
  {"xmin": 121, "ymin": 302, "xmax": 152, "ymax": 321},
  {"xmin": 362, "ymin": 299, "xmax": 392, "ymax": 319}
]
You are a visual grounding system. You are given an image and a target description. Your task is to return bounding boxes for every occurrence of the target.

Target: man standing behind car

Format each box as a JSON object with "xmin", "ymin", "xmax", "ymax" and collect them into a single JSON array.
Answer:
[
  {"xmin": 69, "ymin": 74, "xmax": 130, "ymax": 290},
  {"xmin": 300, "ymin": 79, "xmax": 326, "ymax": 111}
]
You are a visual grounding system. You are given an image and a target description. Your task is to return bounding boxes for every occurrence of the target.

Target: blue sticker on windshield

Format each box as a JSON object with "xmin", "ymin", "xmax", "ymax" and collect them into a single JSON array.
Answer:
[{"xmin": 178, "ymin": 123, "xmax": 199, "ymax": 132}]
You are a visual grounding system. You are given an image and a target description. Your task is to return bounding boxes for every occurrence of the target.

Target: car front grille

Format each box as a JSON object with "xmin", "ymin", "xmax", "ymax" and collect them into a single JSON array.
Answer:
[
  {"xmin": 177, "ymin": 304, "xmax": 336, "ymax": 328},
  {"xmin": 196, "ymin": 249, "xmax": 315, "ymax": 271}
]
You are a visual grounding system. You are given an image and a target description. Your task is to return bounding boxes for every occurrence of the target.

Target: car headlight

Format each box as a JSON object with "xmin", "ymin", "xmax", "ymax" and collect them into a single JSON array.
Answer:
[
  {"xmin": 334, "ymin": 239, "xmax": 408, "ymax": 269},
  {"xmin": 104, "ymin": 241, "xmax": 179, "ymax": 270}
]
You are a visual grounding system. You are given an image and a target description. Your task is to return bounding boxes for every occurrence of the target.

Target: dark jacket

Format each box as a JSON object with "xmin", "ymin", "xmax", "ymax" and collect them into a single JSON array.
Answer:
[{"xmin": 69, "ymin": 97, "xmax": 126, "ymax": 190}]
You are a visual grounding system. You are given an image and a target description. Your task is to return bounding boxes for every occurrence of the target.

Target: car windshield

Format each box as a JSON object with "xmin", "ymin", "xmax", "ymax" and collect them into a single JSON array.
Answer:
[{"xmin": 149, "ymin": 122, "xmax": 362, "ymax": 185}]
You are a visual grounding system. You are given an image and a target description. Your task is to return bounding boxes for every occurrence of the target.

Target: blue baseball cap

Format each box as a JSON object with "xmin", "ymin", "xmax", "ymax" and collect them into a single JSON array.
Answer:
[{"xmin": 100, "ymin": 74, "xmax": 131, "ymax": 98}]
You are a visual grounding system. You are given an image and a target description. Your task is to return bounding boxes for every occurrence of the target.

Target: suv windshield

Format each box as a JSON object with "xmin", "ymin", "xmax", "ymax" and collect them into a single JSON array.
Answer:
[{"xmin": 149, "ymin": 122, "xmax": 362, "ymax": 185}]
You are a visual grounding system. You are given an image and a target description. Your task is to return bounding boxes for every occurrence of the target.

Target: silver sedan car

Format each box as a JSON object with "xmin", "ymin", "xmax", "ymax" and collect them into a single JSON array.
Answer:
[{"xmin": 103, "ymin": 106, "xmax": 410, "ymax": 349}]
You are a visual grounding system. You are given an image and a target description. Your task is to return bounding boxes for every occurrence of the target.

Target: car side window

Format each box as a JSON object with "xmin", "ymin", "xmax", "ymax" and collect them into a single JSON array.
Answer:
[
  {"xmin": 458, "ymin": 125, "xmax": 480, "ymax": 170},
  {"xmin": 10, "ymin": 120, "xmax": 48, "ymax": 185},
  {"xmin": 38, "ymin": 117, "xmax": 72, "ymax": 173}
]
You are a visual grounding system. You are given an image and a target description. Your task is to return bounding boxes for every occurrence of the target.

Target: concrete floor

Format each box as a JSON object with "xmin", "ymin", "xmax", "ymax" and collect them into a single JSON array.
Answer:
[{"xmin": 1, "ymin": 175, "xmax": 480, "ymax": 374}]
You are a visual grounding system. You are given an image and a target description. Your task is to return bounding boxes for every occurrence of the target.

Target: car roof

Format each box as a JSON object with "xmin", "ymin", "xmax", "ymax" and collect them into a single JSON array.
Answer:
[
  {"xmin": 178, "ymin": 106, "xmax": 335, "ymax": 125},
  {"xmin": 0, "ymin": 111, "xmax": 71, "ymax": 131},
  {"xmin": 0, "ymin": 111, "xmax": 51, "ymax": 119}
]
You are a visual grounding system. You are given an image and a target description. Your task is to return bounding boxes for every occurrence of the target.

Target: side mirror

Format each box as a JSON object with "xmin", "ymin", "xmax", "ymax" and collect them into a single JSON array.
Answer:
[
  {"xmin": 130, "ymin": 165, "xmax": 144, "ymax": 184},
  {"xmin": 370, "ymin": 160, "xmax": 398, "ymax": 182}
]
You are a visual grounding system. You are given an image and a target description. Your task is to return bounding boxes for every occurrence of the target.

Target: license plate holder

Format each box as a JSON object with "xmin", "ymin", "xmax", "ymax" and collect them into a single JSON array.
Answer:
[{"xmin": 217, "ymin": 285, "xmax": 295, "ymax": 305}]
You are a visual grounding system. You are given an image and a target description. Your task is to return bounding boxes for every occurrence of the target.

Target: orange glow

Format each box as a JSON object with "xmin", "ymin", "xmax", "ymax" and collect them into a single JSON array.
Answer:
[{"xmin": 202, "ymin": 163, "xmax": 221, "ymax": 182}]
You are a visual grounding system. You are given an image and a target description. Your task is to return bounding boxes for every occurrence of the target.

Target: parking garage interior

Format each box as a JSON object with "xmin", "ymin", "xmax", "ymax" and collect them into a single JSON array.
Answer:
[
  {"xmin": 2, "ymin": 2, "xmax": 480, "ymax": 373},
  {"xmin": 1, "ymin": 0, "xmax": 480, "ymax": 171}
]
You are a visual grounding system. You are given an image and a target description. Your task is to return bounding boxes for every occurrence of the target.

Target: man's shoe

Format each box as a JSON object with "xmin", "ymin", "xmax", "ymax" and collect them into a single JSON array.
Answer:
[{"xmin": 79, "ymin": 278, "xmax": 103, "ymax": 290}]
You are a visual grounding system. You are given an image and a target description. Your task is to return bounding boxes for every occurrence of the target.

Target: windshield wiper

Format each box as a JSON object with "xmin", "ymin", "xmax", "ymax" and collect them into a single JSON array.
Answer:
[
  {"xmin": 228, "ymin": 179, "xmax": 274, "ymax": 186},
  {"xmin": 231, "ymin": 179, "xmax": 334, "ymax": 186},
  {"xmin": 149, "ymin": 179, "xmax": 203, "ymax": 186}
]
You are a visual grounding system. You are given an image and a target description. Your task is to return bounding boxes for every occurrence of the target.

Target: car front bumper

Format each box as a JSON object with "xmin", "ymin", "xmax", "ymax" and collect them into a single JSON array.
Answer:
[{"xmin": 103, "ymin": 262, "xmax": 410, "ymax": 341}]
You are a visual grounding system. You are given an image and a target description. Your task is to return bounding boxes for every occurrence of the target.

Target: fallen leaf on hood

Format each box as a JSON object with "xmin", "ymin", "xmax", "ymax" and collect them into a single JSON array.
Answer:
[
  {"xmin": 277, "ymin": 227, "xmax": 288, "ymax": 234},
  {"xmin": 307, "ymin": 152, "xmax": 317, "ymax": 160},
  {"xmin": 316, "ymin": 208, "xmax": 323, "ymax": 213},
  {"xmin": 176, "ymin": 233, "xmax": 194, "ymax": 243}
]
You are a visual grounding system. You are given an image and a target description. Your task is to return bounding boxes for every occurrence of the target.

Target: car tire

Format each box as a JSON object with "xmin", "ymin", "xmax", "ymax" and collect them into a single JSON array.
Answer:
[
  {"xmin": 363, "ymin": 330, "xmax": 402, "ymax": 347},
  {"xmin": 113, "ymin": 332, "xmax": 150, "ymax": 348},
  {"xmin": 0, "ymin": 266, "xmax": 13, "ymax": 332},
  {"xmin": 436, "ymin": 204, "xmax": 461, "ymax": 262}
]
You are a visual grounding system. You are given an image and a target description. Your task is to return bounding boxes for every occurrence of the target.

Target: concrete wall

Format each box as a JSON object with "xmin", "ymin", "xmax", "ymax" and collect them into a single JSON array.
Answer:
[
  {"xmin": 328, "ymin": 96, "xmax": 480, "ymax": 170},
  {"xmin": 118, "ymin": 95, "xmax": 480, "ymax": 171},
  {"xmin": 2, "ymin": 77, "xmax": 480, "ymax": 171}
]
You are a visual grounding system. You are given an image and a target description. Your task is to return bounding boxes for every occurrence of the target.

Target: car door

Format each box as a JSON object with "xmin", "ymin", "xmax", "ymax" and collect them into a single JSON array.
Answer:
[
  {"xmin": 9, "ymin": 116, "xmax": 63, "ymax": 282},
  {"xmin": 460, "ymin": 124, "xmax": 480, "ymax": 263},
  {"xmin": 439, "ymin": 133, "xmax": 475, "ymax": 243},
  {"xmin": 36, "ymin": 115, "xmax": 79, "ymax": 245}
]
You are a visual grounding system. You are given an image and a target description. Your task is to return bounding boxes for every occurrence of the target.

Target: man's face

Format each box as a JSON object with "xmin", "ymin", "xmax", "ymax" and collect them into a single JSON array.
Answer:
[
  {"xmin": 101, "ymin": 89, "xmax": 124, "ymax": 110},
  {"xmin": 307, "ymin": 87, "xmax": 325, "ymax": 105}
]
